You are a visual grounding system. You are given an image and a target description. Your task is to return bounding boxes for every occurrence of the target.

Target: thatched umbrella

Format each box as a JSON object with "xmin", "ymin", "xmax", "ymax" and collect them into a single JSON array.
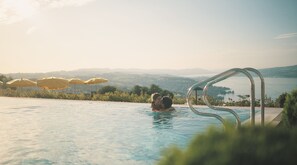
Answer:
[
  {"xmin": 68, "ymin": 78, "xmax": 85, "ymax": 93},
  {"xmin": 84, "ymin": 77, "xmax": 108, "ymax": 94},
  {"xmin": 68, "ymin": 78, "xmax": 85, "ymax": 85},
  {"xmin": 37, "ymin": 77, "xmax": 69, "ymax": 90},
  {"xmin": 84, "ymin": 78, "xmax": 108, "ymax": 84},
  {"xmin": 6, "ymin": 78, "xmax": 36, "ymax": 88}
]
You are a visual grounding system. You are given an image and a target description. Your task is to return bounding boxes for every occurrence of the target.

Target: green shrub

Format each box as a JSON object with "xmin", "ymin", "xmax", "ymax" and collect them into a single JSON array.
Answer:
[
  {"xmin": 158, "ymin": 126, "xmax": 297, "ymax": 165},
  {"xmin": 276, "ymin": 92, "xmax": 288, "ymax": 108},
  {"xmin": 282, "ymin": 89, "xmax": 297, "ymax": 128},
  {"xmin": 98, "ymin": 85, "xmax": 117, "ymax": 94}
]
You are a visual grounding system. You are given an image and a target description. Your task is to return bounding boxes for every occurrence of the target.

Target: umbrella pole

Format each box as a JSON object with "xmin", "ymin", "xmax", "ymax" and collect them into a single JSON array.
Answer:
[{"xmin": 195, "ymin": 89, "xmax": 198, "ymax": 105}]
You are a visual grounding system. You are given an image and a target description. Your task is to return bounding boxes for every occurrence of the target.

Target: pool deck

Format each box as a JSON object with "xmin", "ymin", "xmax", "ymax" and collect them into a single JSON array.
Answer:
[
  {"xmin": 242, "ymin": 107, "xmax": 283, "ymax": 126},
  {"xmin": 180, "ymin": 104, "xmax": 283, "ymax": 127}
]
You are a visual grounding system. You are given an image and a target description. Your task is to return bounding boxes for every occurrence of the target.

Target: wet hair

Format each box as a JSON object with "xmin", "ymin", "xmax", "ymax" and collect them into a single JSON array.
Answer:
[
  {"xmin": 151, "ymin": 93, "xmax": 161, "ymax": 109},
  {"xmin": 161, "ymin": 96, "xmax": 172, "ymax": 109},
  {"xmin": 151, "ymin": 93, "xmax": 161, "ymax": 102}
]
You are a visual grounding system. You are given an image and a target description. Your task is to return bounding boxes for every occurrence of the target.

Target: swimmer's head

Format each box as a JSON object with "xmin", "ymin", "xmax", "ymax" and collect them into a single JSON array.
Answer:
[
  {"xmin": 151, "ymin": 93, "xmax": 161, "ymax": 102},
  {"xmin": 161, "ymin": 96, "xmax": 173, "ymax": 109}
]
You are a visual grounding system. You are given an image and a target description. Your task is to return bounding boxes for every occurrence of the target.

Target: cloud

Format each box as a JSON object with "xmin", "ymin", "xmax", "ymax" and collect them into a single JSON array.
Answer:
[
  {"xmin": 0, "ymin": 0, "xmax": 96, "ymax": 24},
  {"xmin": 26, "ymin": 26, "xmax": 38, "ymax": 35},
  {"xmin": 0, "ymin": 0, "xmax": 38, "ymax": 24},
  {"xmin": 274, "ymin": 33, "xmax": 297, "ymax": 39},
  {"xmin": 48, "ymin": 0, "xmax": 96, "ymax": 8}
]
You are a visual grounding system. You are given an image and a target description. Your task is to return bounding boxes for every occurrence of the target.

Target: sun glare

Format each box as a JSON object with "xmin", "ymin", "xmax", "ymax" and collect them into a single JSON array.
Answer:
[{"xmin": 3, "ymin": 0, "xmax": 37, "ymax": 22}]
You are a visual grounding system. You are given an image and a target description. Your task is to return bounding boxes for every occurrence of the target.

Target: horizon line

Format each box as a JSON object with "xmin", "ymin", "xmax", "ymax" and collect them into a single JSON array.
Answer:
[{"xmin": 1, "ymin": 64, "xmax": 296, "ymax": 75}]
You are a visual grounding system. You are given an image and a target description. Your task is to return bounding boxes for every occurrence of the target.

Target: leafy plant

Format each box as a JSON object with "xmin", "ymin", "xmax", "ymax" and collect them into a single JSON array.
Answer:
[
  {"xmin": 98, "ymin": 85, "xmax": 117, "ymax": 94},
  {"xmin": 282, "ymin": 89, "xmax": 297, "ymax": 128},
  {"xmin": 158, "ymin": 126, "xmax": 297, "ymax": 165},
  {"xmin": 276, "ymin": 92, "xmax": 288, "ymax": 108}
]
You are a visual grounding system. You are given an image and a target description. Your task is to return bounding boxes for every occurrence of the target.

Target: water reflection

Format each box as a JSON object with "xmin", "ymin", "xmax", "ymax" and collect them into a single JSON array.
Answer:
[{"xmin": 152, "ymin": 112, "xmax": 175, "ymax": 129}]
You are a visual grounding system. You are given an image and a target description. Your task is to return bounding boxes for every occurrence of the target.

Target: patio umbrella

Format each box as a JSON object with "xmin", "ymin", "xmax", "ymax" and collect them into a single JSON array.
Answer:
[
  {"xmin": 37, "ymin": 77, "xmax": 69, "ymax": 90},
  {"xmin": 68, "ymin": 78, "xmax": 85, "ymax": 85},
  {"xmin": 194, "ymin": 86, "xmax": 203, "ymax": 105},
  {"xmin": 6, "ymin": 78, "xmax": 37, "ymax": 88},
  {"xmin": 84, "ymin": 77, "xmax": 108, "ymax": 94},
  {"xmin": 84, "ymin": 77, "xmax": 108, "ymax": 84},
  {"xmin": 68, "ymin": 78, "xmax": 85, "ymax": 93}
]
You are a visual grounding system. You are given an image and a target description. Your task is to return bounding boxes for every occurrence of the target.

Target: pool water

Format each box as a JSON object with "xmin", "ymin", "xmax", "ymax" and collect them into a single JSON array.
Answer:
[{"xmin": 0, "ymin": 97, "xmax": 251, "ymax": 165}]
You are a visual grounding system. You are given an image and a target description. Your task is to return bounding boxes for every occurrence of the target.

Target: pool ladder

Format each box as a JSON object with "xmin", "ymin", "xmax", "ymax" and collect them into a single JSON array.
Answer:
[{"xmin": 186, "ymin": 68, "xmax": 265, "ymax": 128}]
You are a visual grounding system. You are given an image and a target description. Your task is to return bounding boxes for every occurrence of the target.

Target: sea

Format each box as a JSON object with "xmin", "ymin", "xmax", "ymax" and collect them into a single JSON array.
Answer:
[{"xmin": 185, "ymin": 75, "xmax": 297, "ymax": 101}]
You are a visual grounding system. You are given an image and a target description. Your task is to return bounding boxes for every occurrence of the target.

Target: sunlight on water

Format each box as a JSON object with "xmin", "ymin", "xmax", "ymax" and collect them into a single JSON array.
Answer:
[
  {"xmin": 0, "ymin": 97, "xmax": 251, "ymax": 165},
  {"xmin": 215, "ymin": 77, "xmax": 297, "ymax": 100}
]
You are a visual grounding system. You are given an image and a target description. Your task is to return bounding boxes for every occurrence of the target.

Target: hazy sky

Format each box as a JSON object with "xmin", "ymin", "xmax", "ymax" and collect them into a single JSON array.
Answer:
[{"xmin": 0, "ymin": 0, "xmax": 297, "ymax": 73}]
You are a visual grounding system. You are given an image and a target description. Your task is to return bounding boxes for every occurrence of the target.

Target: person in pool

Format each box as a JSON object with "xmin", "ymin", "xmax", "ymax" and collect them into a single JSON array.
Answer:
[
  {"xmin": 159, "ymin": 96, "xmax": 175, "ymax": 112},
  {"xmin": 151, "ymin": 93, "xmax": 175, "ymax": 112},
  {"xmin": 151, "ymin": 93, "xmax": 162, "ymax": 111}
]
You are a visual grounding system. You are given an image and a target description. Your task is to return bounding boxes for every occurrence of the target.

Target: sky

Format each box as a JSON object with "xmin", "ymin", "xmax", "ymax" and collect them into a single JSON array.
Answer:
[{"xmin": 0, "ymin": 0, "xmax": 297, "ymax": 73}]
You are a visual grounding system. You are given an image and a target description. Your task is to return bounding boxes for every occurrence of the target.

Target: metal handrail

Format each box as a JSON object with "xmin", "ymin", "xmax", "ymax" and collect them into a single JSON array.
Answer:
[
  {"xmin": 186, "ymin": 69, "xmax": 238, "ymax": 127},
  {"xmin": 187, "ymin": 68, "xmax": 260, "ymax": 128},
  {"xmin": 244, "ymin": 68, "xmax": 265, "ymax": 126},
  {"xmin": 202, "ymin": 68, "xmax": 256, "ymax": 127}
]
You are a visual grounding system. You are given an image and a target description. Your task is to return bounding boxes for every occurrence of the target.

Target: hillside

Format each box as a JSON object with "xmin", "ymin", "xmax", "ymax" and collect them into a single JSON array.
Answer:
[
  {"xmin": 2, "ymin": 71, "xmax": 228, "ymax": 97},
  {"xmin": 3, "ymin": 65, "xmax": 297, "ymax": 79},
  {"xmin": 258, "ymin": 65, "xmax": 297, "ymax": 78},
  {"xmin": 2, "ymin": 72, "xmax": 201, "ymax": 95},
  {"xmin": 2, "ymin": 65, "xmax": 296, "ymax": 97}
]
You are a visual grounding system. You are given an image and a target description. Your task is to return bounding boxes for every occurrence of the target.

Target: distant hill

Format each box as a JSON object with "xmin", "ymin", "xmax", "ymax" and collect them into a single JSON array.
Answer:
[
  {"xmin": 1, "ymin": 68, "xmax": 213, "ymax": 96},
  {"xmin": 100, "ymin": 72, "xmax": 199, "ymax": 95},
  {"xmin": 1, "ymin": 69, "xmax": 219, "ymax": 97},
  {"xmin": 2, "ymin": 65, "xmax": 296, "ymax": 96},
  {"xmin": 2, "ymin": 72, "xmax": 201, "ymax": 96},
  {"xmin": 4, "ymin": 65, "xmax": 296, "ymax": 79},
  {"xmin": 1, "ymin": 68, "xmax": 213, "ymax": 78},
  {"xmin": 258, "ymin": 65, "xmax": 297, "ymax": 78},
  {"xmin": 67, "ymin": 68, "xmax": 214, "ymax": 76}
]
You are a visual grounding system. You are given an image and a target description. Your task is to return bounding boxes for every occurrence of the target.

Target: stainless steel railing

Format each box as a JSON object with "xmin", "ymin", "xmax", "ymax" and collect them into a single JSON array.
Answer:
[
  {"xmin": 244, "ymin": 67, "xmax": 265, "ymax": 126},
  {"xmin": 186, "ymin": 68, "xmax": 265, "ymax": 128}
]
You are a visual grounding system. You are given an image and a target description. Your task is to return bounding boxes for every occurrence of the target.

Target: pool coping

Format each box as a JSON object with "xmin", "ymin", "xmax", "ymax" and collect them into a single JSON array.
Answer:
[
  {"xmin": 242, "ymin": 107, "xmax": 283, "ymax": 126},
  {"xmin": 178, "ymin": 104, "xmax": 283, "ymax": 127}
]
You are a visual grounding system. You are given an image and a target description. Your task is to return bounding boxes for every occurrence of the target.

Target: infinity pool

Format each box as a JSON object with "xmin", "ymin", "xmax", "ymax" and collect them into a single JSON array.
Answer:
[{"xmin": 0, "ymin": 97, "xmax": 251, "ymax": 165}]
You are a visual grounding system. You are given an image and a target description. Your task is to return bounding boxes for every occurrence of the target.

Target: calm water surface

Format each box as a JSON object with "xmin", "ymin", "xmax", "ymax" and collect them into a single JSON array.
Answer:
[
  {"xmin": 0, "ymin": 97, "xmax": 251, "ymax": 165},
  {"xmin": 215, "ymin": 77, "xmax": 297, "ymax": 100}
]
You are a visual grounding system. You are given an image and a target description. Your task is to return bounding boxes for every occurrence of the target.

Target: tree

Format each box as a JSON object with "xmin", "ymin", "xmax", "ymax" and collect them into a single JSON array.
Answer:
[
  {"xmin": 0, "ymin": 75, "xmax": 13, "ymax": 89},
  {"xmin": 141, "ymin": 86, "xmax": 149, "ymax": 95},
  {"xmin": 282, "ymin": 89, "xmax": 297, "ymax": 128},
  {"xmin": 0, "ymin": 75, "xmax": 13, "ymax": 83},
  {"xmin": 161, "ymin": 90, "xmax": 174, "ymax": 99},
  {"xmin": 149, "ymin": 84, "xmax": 162, "ymax": 94},
  {"xmin": 131, "ymin": 85, "xmax": 142, "ymax": 96},
  {"xmin": 131, "ymin": 85, "xmax": 150, "ymax": 96},
  {"xmin": 276, "ymin": 92, "xmax": 288, "ymax": 108},
  {"xmin": 98, "ymin": 85, "xmax": 117, "ymax": 94}
]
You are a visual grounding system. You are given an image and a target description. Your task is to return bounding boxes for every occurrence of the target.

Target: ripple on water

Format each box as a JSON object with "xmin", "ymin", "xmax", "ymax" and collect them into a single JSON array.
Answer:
[{"xmin": 0, "ymin": 97, "xmax": 252, "ymax": 165}]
